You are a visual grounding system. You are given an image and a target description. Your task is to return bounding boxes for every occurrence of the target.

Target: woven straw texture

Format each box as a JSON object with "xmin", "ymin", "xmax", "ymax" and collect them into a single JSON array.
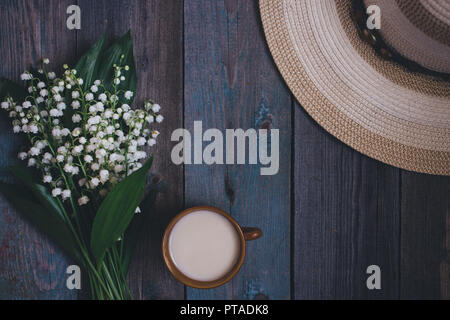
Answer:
[
  {"xmin": 396, "ymin": 0, "xmax": 450, "ymax": 46},
  {"xmin": 259, "ymin": 0, "xmax": 450, "ymax": 175},
  {"xmin": 364, "ymin": 0, "xmax": 450, "ymax": 73}
]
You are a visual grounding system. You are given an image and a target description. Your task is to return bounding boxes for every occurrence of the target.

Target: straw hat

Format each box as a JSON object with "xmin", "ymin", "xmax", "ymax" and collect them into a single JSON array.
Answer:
[{"xmin": 260, "ymin": 0, "xmax": 450, "ymax": 175}]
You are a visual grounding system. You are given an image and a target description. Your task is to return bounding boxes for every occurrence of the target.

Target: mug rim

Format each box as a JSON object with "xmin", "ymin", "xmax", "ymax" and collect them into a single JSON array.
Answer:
[{"xmin": 162, "ymin": 205, "xmax": 246, "ymax": 289}]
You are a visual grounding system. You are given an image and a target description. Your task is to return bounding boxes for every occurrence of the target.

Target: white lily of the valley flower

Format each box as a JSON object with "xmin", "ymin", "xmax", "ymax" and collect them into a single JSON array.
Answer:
[
  {"xmin": 148, "ymin": 138, "xmax": 156, "ymax": 146},
  {"xmin": 3, "ymin": 62, "xmax": 162, "ymax": 204},
  {"xmin": 124, "ymin": 91, "xmax": 133, "ymax": 100},
  {"xmin": 90, "ymin": 177, "xmax": 100, "ymax": 188},
  {"xmin": 18, "ymin": 152, "xmax": 27, "ymax": 160},
  {"xmin": 72, "ymin": 114, "xmax": 82, "ymax": 123},
  {"xmin": 99, "ymin": 93, "xmax": 107, "ymax": 102},
  {"xmin": 71, "ymin": 100, "xmax": 80, "ymax": 109},
  {"xmin": 20, "ymin": 73, "xmax": 32, "ymax": 81},
  {"xmin": 29, "ymin": 147, "xmax": 40, "ymax": 156},
  {"xmin": 99, "ymin": 169, "xmax": 109, "ymax": 183},
  {"xmin": 78, "ymin": 196, "xmax": 90, "ymax": 206},
  {"xmin": 61, "ymin": 189, "xmax": 71, "ymax": 200},
  {"xmin": 27, "ymin": 158, "xmax": 36, "ymax": 167},
  {"xmin": 85, "ymin": 93, "xmax": 94, "ymax": 101},
  {"xmin": 52, "ymin": 188, "xmax": 62, "ymax": 197},
  {"xmin": 152, "ymin": 104, "xmax": 161, "ymax": 112}
]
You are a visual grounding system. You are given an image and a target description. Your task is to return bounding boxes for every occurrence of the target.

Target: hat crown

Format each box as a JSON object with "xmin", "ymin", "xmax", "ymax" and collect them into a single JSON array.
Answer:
[{"xmin": 364, "ymin": 0, "xmax": 450, "ymax": 74}]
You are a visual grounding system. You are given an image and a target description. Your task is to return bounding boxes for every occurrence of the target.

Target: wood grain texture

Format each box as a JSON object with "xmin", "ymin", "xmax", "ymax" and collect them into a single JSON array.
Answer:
[
  {"xmin": 293, "ymin": 104, "xmax": 400, "ymax": 299},
  {"xmin": 0, "ymin": 0, "xmax": 77, "ymax": 300},
  {"xmin": 0, "ymin": 0, "xmax": 448, "ymax": 301},
  {"xmin": 128, "ymin": 0, "xmax": 184, "ymax": 300},
  {"xmin": 400, "ymin": 173, "xmax": 450, "ymax": 299},
  {"xmin": 184, "ymin": 0, "xmax": 291, "ymax": 300},
  {"xmin": 76, "ymin": 0, "xmax": 184, "ymax": 299}
]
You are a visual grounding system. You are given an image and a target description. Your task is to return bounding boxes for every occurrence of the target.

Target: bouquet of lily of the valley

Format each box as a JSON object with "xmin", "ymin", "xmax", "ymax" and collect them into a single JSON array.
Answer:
[{"xmin": 0, "ymin": 31, "xmax": 163, "ymax": 300}]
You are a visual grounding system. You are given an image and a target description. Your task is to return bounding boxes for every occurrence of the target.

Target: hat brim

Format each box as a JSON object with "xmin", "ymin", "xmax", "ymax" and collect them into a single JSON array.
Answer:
[{"xmin": 260, "ymin": 0, "xmax": 450, "ymax": 175}]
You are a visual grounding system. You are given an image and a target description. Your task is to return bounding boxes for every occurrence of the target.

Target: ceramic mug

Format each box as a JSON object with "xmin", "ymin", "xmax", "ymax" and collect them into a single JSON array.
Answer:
[{"xmin": 162, "ymin": 206, "xmax": 262, "ymax": 289}]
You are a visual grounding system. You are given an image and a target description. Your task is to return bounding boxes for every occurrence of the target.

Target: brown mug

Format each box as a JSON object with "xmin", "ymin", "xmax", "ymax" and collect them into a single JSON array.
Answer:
[{"xmin": 162, "ymin": 206, "xmax": 262, "ymax": 289}]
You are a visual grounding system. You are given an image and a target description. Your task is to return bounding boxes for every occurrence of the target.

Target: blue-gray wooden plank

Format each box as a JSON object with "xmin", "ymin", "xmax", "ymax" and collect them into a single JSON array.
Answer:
[
  {"xmin": 293, "ymin": 104, "xmax": 400, "ymax": 299},
  {"xmin": 0, "ymin": 0, "xmax": 77, "ymax": 300},
  {"xmin": 400, "ymin": 172, "xmax": 450, "ymax": 299},
  {"xmin": 184, "ymin": 0, "xmax": 291, "ymax": 300},
  {"xmin": 129, "ymin": 0, "xmax": 185, "ymax": 300}
]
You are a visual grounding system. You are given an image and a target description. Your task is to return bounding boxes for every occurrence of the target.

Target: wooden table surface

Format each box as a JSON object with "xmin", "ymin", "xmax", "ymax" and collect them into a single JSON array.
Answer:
[{"xmin": 0, "ymin": 0, "xmax": 448, "ymax": 300}]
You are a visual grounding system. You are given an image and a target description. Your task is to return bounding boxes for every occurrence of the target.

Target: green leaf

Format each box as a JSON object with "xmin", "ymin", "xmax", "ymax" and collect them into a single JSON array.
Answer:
[
  {"xmin": 120, "ymin": 176, "xmax": 164, "ymax": 275},
  {"xmin": 75, "ymin": 34, "xmax": 107, "ymax": 91},
  {"xmin": 8, "ymin": 166, "xmax": 65, "ymax": 221},
  {"xmin": 97, "ymin": 31, "xmax": 137, "ymax": 104},
  {"xmin": 8, "ymin": 165, "xmax": 37, "ymax": 184},
  {"xmin": 90, "ymin": 157, "xmax": 153, "ymax": 264},
  {"xmin": 0, "ymin": 78, "xmax": 27, "ymax": 101},
  {"xmin": 0, "ymin": 181, "xmax": 81, "ymax": 262}
]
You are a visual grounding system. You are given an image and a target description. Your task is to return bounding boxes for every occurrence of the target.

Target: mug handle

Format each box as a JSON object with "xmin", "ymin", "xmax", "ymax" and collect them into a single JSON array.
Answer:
[{"xmin": 241, "ymin": 227, "xmax": 262, "ymax": 241}]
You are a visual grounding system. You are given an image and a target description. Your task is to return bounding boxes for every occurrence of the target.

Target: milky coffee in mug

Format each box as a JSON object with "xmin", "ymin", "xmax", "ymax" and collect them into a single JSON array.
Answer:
[{"xmin": 162, "ymin": 206, "xmax": 262, "ymax": 289}]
